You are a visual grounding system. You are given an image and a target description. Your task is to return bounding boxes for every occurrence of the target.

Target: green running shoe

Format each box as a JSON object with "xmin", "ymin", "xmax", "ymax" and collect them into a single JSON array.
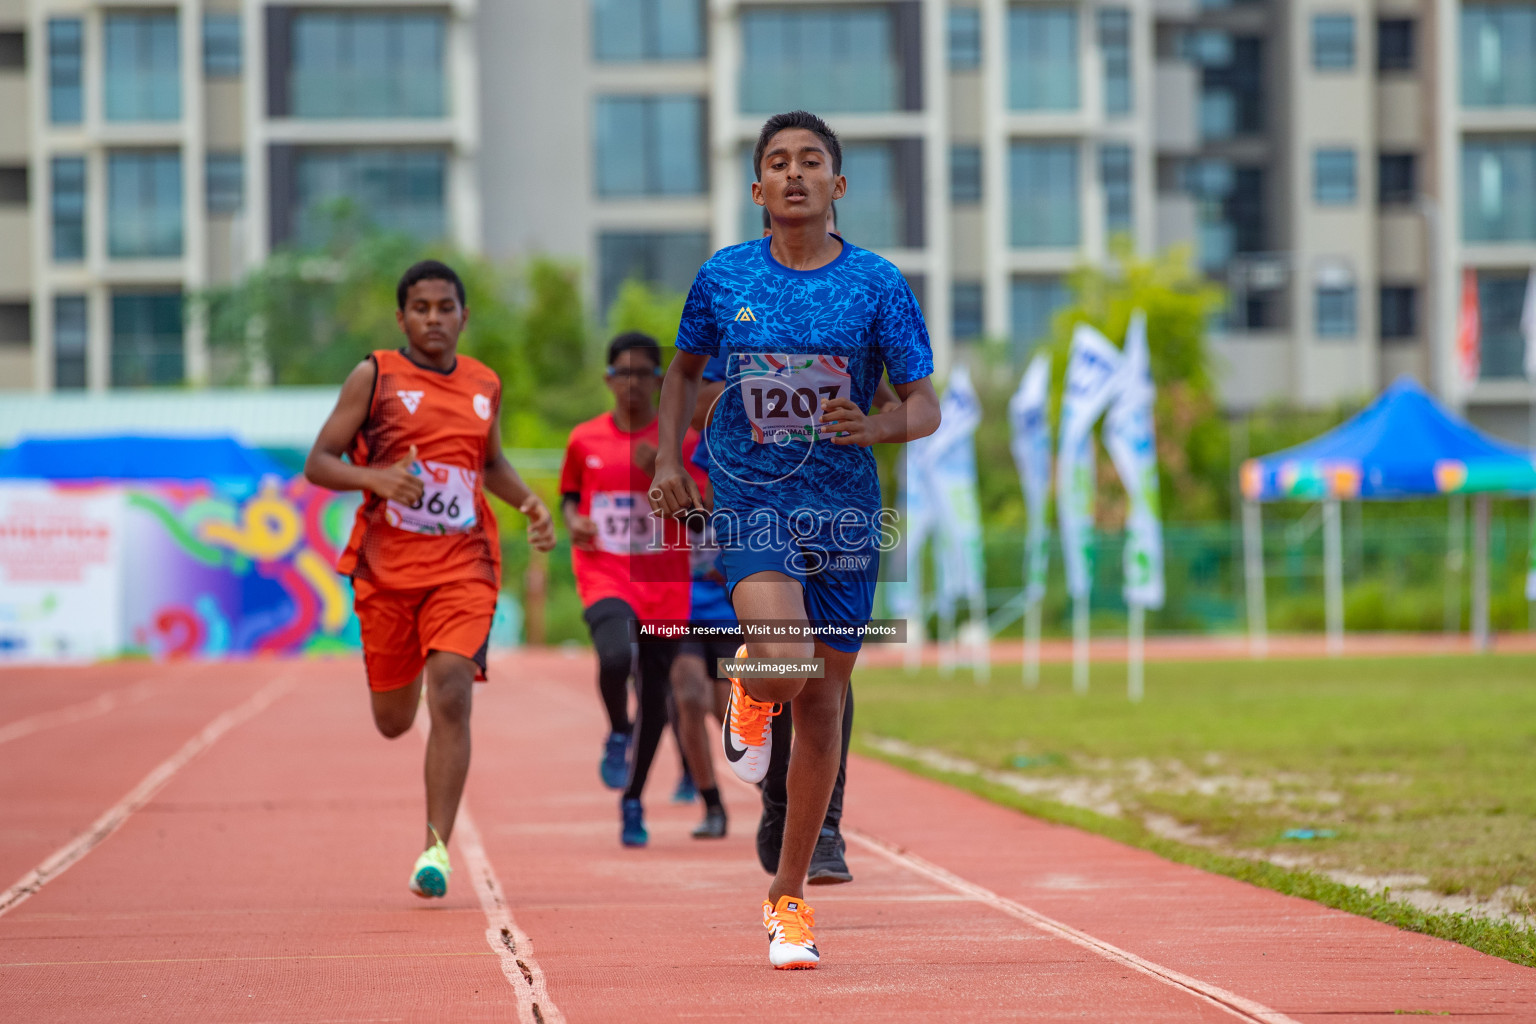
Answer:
[{"xmin": 409, "ymin": 829, "xmax": 451, "ymax": 899}]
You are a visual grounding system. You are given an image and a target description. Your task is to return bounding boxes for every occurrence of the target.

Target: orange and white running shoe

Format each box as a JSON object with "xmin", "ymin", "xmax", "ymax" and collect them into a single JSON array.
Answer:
[
  {"xmin": 763, "ymin": 894, "xmax": 819, "ymax": 969},
  {"xmin": 722, "ymin": 643, "xmax": 778, "ymax": 783}
]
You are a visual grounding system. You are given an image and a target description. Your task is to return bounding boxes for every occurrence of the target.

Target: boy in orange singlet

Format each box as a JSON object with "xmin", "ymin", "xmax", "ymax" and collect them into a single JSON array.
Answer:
[{"xmin": 305, "ymin": 259, "xmax": 555, "ymax": 898}]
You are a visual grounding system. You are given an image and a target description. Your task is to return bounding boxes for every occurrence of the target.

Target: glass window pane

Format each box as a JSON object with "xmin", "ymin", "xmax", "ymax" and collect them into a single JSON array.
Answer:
[
  {"xmin": 1379, "ymin": 285, "xmax": 1416, "ymax": 340},
  {"xmin": 1377, "ymin": 18, "xmax": 1413, "ymax": 71},
  {"xmin": 741, "ymin": 7, "xmax": 902, "ymax": 113},
  {"xmin": 111, "ymin": 291, "xmax": 183, "ymax": 386},
  {"xmin": 1010, "ymin": 142, "xmax": 1079, "ymax": 247},
  {"xmin": 1461, "ymin": 138, "xmax": 1536, "ymax": 242},
  {"xmin": 108, "ymin": 151, "xmax": 184, "ymax": 258},
  {"xmin": 595, "ymin": 96, "xmax": 703, "ymax": 196},
  {"xmin": 1313, "ymin": 148, "xmax": 1356, "ymax": 204},
  {"xmin": 105, "ymin": 14, "xmax": 181, "ymax": 122},
  {"xmin": 206, "ymin": 152, "xmax": 243, "ymax": 213},
  {"xmin": 51, "ymin": 157, "xmax": 86, "ymax": 262},
  {"xmin": 949, "ymin": 8, "xmax": 981, "ymax": 70},
  {"xmin": 835, "ymin": 143, "xmax": 901, "ymax": 250},
  {"xmin": 290, "ymin": 13, "xmax": 445, "ymax": 118},
  {"xmin": 1011, "ymin": 276, "xmax": 1067, "ymax": 357},
  {"xmin": 655, "ymin": 0, "xmax": 704, "ymax": 59},
  {"xmin": 594, "ymin": 0, "xmax": 703, "ymax": 60},
  {"xmin": 1098, "ymin": 8, "xmax": 1131, "ymax": 116},
  {"xmin": 1101, "ymin": 143, "xmax": 1133, "ymax": 239},
  {"xmin": 292, "ymin": 148, "xmax": 447, "ymax": 245},
  {"xmin": 1009, "ymin": 7, "xmax": 1079, "ymax": 111},
  {"xmin": 952, "ymin": 281, "xmax": 984, "ymax": 340},
  {"xmin": 1477, "ymin": 273, "xmax": 1530, "ymax": 378},
  {"xmin": 598, "ymin": 231, "xmax": 709, "ymax": 312},
  {"xmin": 53, "ymin": 294, "xmax": 88, "ymax": 389},
  {"xmin": 950, "ymin": 144, "xmax": 982, "ymax": 203},
  {"xmin": 48, "ymin": 19, "xmax": 83, "ymax": 124},
  {"xmin": 1312, "ymin": 14, "xmax": 1354, "ymax": 70},
  {"xmin": 204, "ymin": 14, "xmax": 242, "ymax": 76},
  {"xmin": 1461, "ymin": 5, "xmax": 1536, "ymax": 108},
  {"xmin": 1315, "ymin": 285, "xmax": 1356, "ymax": 338}
]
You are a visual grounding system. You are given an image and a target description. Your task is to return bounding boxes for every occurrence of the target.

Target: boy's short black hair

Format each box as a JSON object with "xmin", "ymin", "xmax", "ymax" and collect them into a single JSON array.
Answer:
[
  {"xmin": 396, "ymin": 260, "xmax": 466, "ymax": 310},
  {"xmin": 607, "ymin": 331, "xmax": 662, "ymax": 368},
  {"xmin": 762, "ymin": 201, "xmax": 838, "ymax": 231},
  {"xmin": 752, "ymin": 110, "xmax": 842, "ymax": 180}
]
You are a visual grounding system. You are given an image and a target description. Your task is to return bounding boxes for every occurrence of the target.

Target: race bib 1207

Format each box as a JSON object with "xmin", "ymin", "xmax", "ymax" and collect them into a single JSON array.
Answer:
[
  {"xmin": 590, "ymin": 490, "xmax": 658, "ymax": 555},
  {"xmin": 737, "ymin": 353, "xmax": 852, "ymax": 444},
  {"xmin": 385, "ymin": 460, "xmax": 479, "ymax": 535}
]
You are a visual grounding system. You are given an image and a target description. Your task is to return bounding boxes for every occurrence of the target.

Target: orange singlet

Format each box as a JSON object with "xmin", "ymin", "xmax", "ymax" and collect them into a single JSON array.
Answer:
[{"xmin": 338, "ymin": 349, "xmax": 503, "ymax": 691}]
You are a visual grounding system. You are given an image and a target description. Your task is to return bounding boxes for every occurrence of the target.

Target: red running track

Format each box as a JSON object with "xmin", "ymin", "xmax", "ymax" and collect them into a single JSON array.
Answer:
[{"xmin": 1, "ymin": 652, "xmax": 1532, "ymax": 1022}]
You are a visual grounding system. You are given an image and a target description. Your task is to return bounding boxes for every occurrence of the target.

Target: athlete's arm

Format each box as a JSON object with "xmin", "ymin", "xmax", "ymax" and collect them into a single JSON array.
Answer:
[
  {"xmin": 651, "ymin": 350, "xmax": 710, "ymax": 517},
  {"xmin": 873, "ymin": 376, "xmax": 901, "ymax": 414},
  {"xmin": 818, "ymin": 376, "xmax": 940, "ymax": 446},
  {"xmin": 483, "ymin": 416, "xmax": 556, "ymax": 553},
  {"xmin": 304, "ymin": 360, "xmax": 424, "ymax": 504}
]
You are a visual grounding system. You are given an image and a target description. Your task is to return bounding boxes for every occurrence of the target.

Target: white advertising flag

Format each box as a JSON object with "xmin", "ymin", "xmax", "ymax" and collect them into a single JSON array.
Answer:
[
  {"xmin": 1103, "ymin": 311, "xmax": 1166, "ymax": 609},
  {"xmin": 1056, "ymin": 325, "xmax": 1124, "ymax": 600},
  {"xmin": 927, "ymin": 365, "xmax": 986, "ymax": 614},
  {"xmin": 1008, "ymin": 354, "xmax": 1052, "ymax": 606}
]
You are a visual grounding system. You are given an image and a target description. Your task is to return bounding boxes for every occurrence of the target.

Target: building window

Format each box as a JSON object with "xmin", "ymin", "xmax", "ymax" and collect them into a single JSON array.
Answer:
[
  {"xmin": 0, "ymin": 166, "xmax": 27, "ymax": 205},
  {"xmin": 744, "ymin": 140, "xmax": 919, "ymax": 250},
  {"xmin": 1011, "ymin": 277, "xmax": 1067, "ymax": 356},
  {"xmin": 1461, "ymin": 5, "xmax": 1536, "ymax": 108},
  {"xmin": 206, "ymin": 152, "xmax": 243, "ymax": 214},
  {"xmin": 1478, "ymin": 273, "xmax": 1530, "ymax": 378},
  {"xmin": 952, "ymin": 281, "xmax": 984, "ymax": 341},
  {"xmin": 1462, "ymin": 139, "xmax": 1536, "ymax": 242},
  {"xmin": 949, "ymin": 7, "xmax": 981, "ymax": 70},
  {"xmin": 286, "ymin": 12, "xmax": 445, "ymax": 118},
  {"xmin": 594, "ymin": 0, "xmax": 704, "ymax": 61},
  {"xmin": 1315, "ymin": 285, "xmax": 1356, "ymax": 338},
  {"xmin": 1010, "ymin": 142, "xmax": 1078, "ymax": 247},
  {"xmin": 48, "ymin": 19, "xmax": 83, "ymax": 125},
  {"xmin": 1379, "ymin": 285, "xmax": 1417, "ymax": 341},
  {"xmin": 203, "ymin": 14, "xmax": 241, "ymax": 77},
  {"xmin": 1101, "ymin": 143, "xmax": 1133, "ymax": 241},
  {"xmin": 1193, "ymin": 34, "xmax": 1263, "ymax": 140},
  {"xmin": 1009, "ymin": 7, "xmax": 1078, "ymax": 111},
  {"xmin": 1313, "ymin": 148, "xmax": 1356, "ymax": 204},
  {"xmin": 0, "ymin": 31, "xmax": 22, "ymax": 70},
  {"xmin": 111, "ymin": 291, "xmax": 183, "ymax": 387},
  {"xmin": 594, "ymin": 96, "xmax": 705, "ymax": 197},
  {"xmin": 109, "ymin": 151, "xmax": 183, "ymax": 258},
  {"xmin": 0, "ymin": 303, "xmax": 29, "ymax": 346},
  {"xmin": 51, "ymin": 157, "xmax": 86, "ymax": 262},
  {"xmin": 1378, "ymin": 153, "xmax": 1416, "ymax": 205},
  {"xmin": 950, "ymin": 144, "xmax": 981, "ymax": 203},
  {"xmin": 1377, "ymin": 18, "xmax": 1414, "ymax": 71},
  {"xmin": 104, "ymin": 13, "xmax": 181, "ymax": 122},
  {"xmin": 287, "ymin": 148, "xmax": 447, "ymax": 246},
  {"xmin": 598, "ymin": 231, "xmax": 709, "ymax": 312},
  {"xmin": 1098, "ymin": 9, "xmax": 1131, "ymax": 116},
  {"xmin": 741, "ymin": 6, "xmax": 911, "ymax": 114},
  {"xmin": 54, "ymin": 295, "xmax": 88, "ymax": 390},
  {"xmin": 1311, "ymin": 15, "xmax": 1355, "ymax": 71}
]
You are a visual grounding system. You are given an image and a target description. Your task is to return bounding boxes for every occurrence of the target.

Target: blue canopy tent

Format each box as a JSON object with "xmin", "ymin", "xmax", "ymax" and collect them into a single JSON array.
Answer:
[
  {"xmin": 0, "ymin": 435, "xmax": 287, "ymax": 492},
  {"xmin": 1238, "ymin": 377, "xmax": 1536, "ymax": 653}
]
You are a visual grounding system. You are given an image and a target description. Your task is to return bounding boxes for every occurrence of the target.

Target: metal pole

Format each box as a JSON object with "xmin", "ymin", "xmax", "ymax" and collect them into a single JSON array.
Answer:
[
  {"xmin": 1023, "ymin": 601, "xmax": 1041, "ymax": 687},
  {"xmin": 1472, "ymin": 493, "xmax": 1491, "ymax": 651},
  {"xmin": 1242, "ymin": 499, "xmax": 1267, "ymax": 658},
  {"xmin": 1127, "ymin": 603, "xmax": 1144, "ymax": 702},
  {"xmin": 1072, "ymin": 596, "xmax": 1089, "ymax": 695},
  {"xmin": 1445, "ymin": 494, "xmax": 1465, "ymax": 634},
  {"xmin": 1323, "ymin": 498, "xmax": 1344, "ymax": 656}
]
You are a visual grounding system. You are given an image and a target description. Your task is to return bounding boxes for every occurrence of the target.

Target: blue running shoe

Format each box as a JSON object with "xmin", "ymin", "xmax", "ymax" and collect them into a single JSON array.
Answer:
[
  {"xmin": 672, "ymin": 766, "xmax": 698, "ymax": 804},
  {"xmin": 620, "ymin": 798, "xmax": 648, "ymax": 847},
  {"xmin": 600, "ymin": 732, "xmax": 630, "ymax": 790}
]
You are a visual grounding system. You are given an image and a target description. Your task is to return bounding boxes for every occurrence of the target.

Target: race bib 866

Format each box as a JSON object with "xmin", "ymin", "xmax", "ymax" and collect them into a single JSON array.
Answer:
[{"xmin": 385, "ymin": 460, "xmax": 479, "ymax": 535}]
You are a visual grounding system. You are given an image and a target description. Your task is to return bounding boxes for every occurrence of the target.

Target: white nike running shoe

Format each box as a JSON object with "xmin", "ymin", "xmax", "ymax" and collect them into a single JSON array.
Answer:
[
  {"xmin": 764, "ymin": 894, "xmax": 820, "ymax": 969},
  {"xmin": 722, "ymin": 643, "xmax": 778, "ymax": 784}
]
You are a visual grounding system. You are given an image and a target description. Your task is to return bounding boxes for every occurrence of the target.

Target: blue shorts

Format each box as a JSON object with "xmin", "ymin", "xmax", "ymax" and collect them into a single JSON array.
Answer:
[{"xmin": 718, "ymin": 511, "xmax": 880, "ymax": 654}]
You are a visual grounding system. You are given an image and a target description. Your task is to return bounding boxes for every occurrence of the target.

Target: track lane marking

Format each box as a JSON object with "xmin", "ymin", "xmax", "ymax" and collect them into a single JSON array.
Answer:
[
  {"xmin": 846, "ymin": 827, "xmax": 1302, "ymax": 1024},
  {"xmin": 0, "ymin": 679, "xmax": 160, "ymax": 748},
  {"xmin": 0, "ymin": 951, "xmax": 496, "ymax": 967},
  {"xmin": 0, "ymin": 673, "xmax": 296, "ymax": 918},
  {"xmin": 456, "ymin": 806, "xmax": 566, "ymax": 1024}
]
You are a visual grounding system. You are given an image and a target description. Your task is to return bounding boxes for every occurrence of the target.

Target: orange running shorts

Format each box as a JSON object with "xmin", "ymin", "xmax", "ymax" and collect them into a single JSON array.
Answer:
[{"xmin": 353, "ymin": 577, "xmax": 498, "ymax": 692}]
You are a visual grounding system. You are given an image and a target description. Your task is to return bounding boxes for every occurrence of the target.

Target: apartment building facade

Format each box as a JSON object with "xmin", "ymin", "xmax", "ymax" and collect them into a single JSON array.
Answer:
[{"xmin": 4, "ymin": 0, "xmax": 478, "ymax": 391}]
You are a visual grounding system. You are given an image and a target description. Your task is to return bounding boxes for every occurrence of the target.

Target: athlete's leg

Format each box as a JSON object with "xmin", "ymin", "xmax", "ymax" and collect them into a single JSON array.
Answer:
[
  {"xmin": 622, "ymin": 639, "xmax": 676, "ymax": 802},
  {"xmin": 824, "ymin": 684, "xmax": 853, "ymax": 829},
  {"xmin": 421, "ymin": 649, "xmax": 475, "ymax": 849},
  {"xmin": 584, "ymin": 597, "xmax": 636, "ymax": 735},
  {"xmin": 670, "ymin": 648, "xmax": 718, "ymax": 790},
  {"xmin": 370, "ymin": 674, "xmax": 424, "ymax": 738}
]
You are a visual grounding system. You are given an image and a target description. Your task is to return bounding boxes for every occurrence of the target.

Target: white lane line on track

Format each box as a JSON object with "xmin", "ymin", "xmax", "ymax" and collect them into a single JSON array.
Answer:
[
  {"xmin": 845, "ymin": 827, "xmax": 1302, "ymax": 1024},
  {"xmin": 0, "ymin": 679, "xmax": 160, "ymax": 748},
  {"xmin": 454, "ymin": 807, "xmax": 566, "ymax": 1024},
  {"xmin": 0, "ymin": 673, "xmax": 296, "ymax": 919}
]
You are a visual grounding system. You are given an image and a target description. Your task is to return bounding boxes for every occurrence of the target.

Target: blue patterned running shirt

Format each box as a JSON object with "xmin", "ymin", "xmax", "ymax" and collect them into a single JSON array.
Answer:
[{"xmin": 675, "ymin": 236, "xmax": 933, "ymax": 527}]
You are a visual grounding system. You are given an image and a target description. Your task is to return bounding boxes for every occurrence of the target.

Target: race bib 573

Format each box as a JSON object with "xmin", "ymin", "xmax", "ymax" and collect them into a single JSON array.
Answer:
[{"xmin": 590, "ymin": 490, "xmax": 658, "ymax": 555}]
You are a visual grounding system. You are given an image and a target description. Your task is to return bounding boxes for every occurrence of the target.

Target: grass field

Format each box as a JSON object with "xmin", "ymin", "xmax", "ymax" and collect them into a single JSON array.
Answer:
[{"xmin": 853, "ymin": 654, "xmax": 1536, "ymax": 963}]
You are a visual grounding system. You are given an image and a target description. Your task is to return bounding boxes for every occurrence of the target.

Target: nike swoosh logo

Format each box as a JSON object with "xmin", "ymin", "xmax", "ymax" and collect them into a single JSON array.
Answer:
[{"xmin": 724, "ymin": 695, "xmax": 749, "ymax": 762}]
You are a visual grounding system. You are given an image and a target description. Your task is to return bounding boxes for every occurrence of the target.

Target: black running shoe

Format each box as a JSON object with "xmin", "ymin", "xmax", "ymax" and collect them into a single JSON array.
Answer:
[
  {"xmin": 807, "ymin": 827, "xmax": 852, "ymax": 885},
  {"xmin": 756, "ymin": 800, "xmax": 785, "ymax": 874},
  {"xmin": 691, "ymin": 805, "xmax": 728, "ymax": 839}
]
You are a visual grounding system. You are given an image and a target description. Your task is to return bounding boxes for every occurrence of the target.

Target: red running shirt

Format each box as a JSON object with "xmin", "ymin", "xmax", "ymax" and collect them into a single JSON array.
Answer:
[
  {"xmin": 559, "ymin": 414, "xmax": 700, "ymax": 623},
  {"xmin": 337, "ymin": 349, "xmax": 502, "ymax": 591}
]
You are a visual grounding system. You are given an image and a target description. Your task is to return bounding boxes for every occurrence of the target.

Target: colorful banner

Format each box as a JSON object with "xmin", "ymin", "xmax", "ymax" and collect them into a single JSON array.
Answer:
[
  {"xmin": 121, "ymin": 478, "xmax": 362, "ymax": 658},
  {"xmin": 1457, "ymin": 268, "xmax": 1481, "ymax": 387},
  {"xmin": 0, "ymin": 484, "xmax": 125, "ymax": 662},
  {"xmin": 927, "ymin": 365, "xmax": 986, "ymax": 615},
  {"xmin": 1103, "ymin": 311, "xmax": 1165, "ymax": 609},
  {"xmin": 1057, "ymin": 325, "xmax": 1124, "ymax": 600},
  {"xmin": 1008, "ymin": 354, "xmax": 1052, "ymax": 606}
]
